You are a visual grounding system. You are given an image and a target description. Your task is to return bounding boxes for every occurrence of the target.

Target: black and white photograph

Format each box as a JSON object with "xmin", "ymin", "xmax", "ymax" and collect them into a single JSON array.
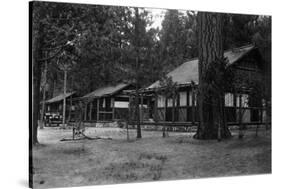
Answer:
[{"xmin": 29, "ymin": 0, "xmax": 272, "ymax": 188}]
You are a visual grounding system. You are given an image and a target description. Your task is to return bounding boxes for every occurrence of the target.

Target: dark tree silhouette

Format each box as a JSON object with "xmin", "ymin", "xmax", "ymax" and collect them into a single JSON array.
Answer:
[{"xmin": 195, "ymin": 12, "xmax": 231, "ymax": 140}]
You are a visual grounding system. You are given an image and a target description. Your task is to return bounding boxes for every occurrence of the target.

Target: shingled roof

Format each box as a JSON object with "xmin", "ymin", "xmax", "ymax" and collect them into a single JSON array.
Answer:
[
  {"xmin": 82, "ymin": 83, "xmax": 131, "ymax": 99},
  {"xmin": 148, "ymin": 45, "xmax": 255, "ymax": 89},
  {"xmin": 45, "ymin": 92, "xmax": 76, "ymax": 104}
]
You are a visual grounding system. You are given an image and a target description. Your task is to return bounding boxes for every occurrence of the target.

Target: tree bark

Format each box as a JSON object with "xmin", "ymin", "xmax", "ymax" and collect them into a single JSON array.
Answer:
[
  {"xmin": 194, "ymin": 12, "xmax": 231, "ymax": 140},
  {"xmin": 40, "ymin": 59, "xmax": 47, "ymax": 129},
  {"xmin": 62, "ymin": 69, "xmax": 67, "ymax": 127},
  {"xmin": 134, "ymin": 8, "xmax": 142, "ymax": 139},
  {"xmin": 32, "ymin": 22, "xmax": 43, "ymax": 144}
]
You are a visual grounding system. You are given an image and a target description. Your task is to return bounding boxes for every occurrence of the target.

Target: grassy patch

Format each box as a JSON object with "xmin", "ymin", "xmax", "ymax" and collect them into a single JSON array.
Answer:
[
  {"xmin": 227, "ymin": 137, "xmax": 271, "ymax": 149},
  {"xmin": 32, "ymin": 127, "xmax": 271, "ymax": 188},
  {"xmin": 102, "ymin": 153, "xmax": 168, "ymax": 182}
]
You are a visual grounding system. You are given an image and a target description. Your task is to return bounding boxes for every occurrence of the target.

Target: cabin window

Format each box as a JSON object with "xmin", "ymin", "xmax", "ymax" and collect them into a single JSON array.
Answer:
[
  {"xmin": 114, "ymin": 101, "xmax": 129, "ymax": 108},
  {"xmin": 102, "ymin": 98, "xmax": 106, "ymax": 108},
  {"xmin": 179, "ymin": 92, "xmax": 187, "ymax": 106},
  {"xmin": 189, "ymin": 91, "xmax": 197, "ymax": 106},
  {"xmin": 167, "ymin": 95, "xmax": 178, "ymax": 107},
  {"xmin": 111, "ymin": 98, "xmax": 114, "ymax": 108},
  {"xmin": 167, "ymin": 98, "xmax": 173, "ymax": 107},
  {"xmin": 236, "ymin": 94, "xmax": 249, "ymax": 107},
  {"xmin": 157, "ymin": 95, "xmax": 165, "ymax": 108},
  {"xmin": 225, "ymin": 93, "xmax": 234, "ymax": 107}
]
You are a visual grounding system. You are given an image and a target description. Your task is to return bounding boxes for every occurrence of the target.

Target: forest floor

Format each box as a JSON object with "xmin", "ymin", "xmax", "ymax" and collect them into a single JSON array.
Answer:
[{"xmin": 32, "ymin": 126, "xmax": 271, "ymax": 189}]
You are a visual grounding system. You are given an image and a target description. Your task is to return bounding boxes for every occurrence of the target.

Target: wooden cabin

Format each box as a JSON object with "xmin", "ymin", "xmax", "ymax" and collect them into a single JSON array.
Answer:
[
  {"xmin": 81, "ymin": 83, "xmax": 135, "ymax": 122},
  {"xmin": 135, "ymin": 45, "xmax": 267, "ymax": 125},
  {"xmin": 44, "ymin": 92, "xmax": 77, "ymax": 124}
]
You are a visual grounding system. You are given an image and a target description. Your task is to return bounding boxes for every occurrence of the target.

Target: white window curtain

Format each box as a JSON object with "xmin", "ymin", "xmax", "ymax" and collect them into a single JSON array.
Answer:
[
  {"xmin": 114, "ymin": 101, "xmax": 129, "ymax": 108},
  {"xmin": 167, "ymin": 98, "xmax": 173, "ymax": 107},
  {"xmin": 189, "ymin": 91, "xmax": 197, "ymax": 106},
  {"xmin": 157, "ymin": 95, "xmax": 165, "ymax": 107},
  {"xmin": 102, "ymin": 98, "xmax": 106, "ymax": 108},
  {"xmin": 225, "ymin": 93, "xmax": 234, "ymax": 107},
  {"xmin": 179, "ymin": 91, "xmax": 187, "ymax": 106},
  {"xmin": 189, "ymin": 91, "xmax": 192, "ymax": 106},
  {"xmin": 111, "ymin": 98, "xmax": 114, "ymax": 108},
  {"xmin": 236, "ymin": 94, "xmax": 249, "ymax": 107}
]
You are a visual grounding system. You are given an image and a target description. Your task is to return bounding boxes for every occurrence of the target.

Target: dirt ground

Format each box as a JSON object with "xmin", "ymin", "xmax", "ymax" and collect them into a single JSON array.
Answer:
[{"xmin": 32, "ymin": 127, "xmax": 271, "ymax": 189}]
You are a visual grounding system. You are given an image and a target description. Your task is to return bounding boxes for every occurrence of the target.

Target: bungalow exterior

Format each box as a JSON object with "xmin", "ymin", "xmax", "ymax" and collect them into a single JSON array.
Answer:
[
  {"xmin": 81, "ymin": 83, "xmax": 136, "ymax": 122},
  {"xmin": 44, "ymin": 92, "xmax": 77, "ymax": 125},
  {"xmin": 132, "ymin": 45, "xmax": 268, "ymax": 126}
]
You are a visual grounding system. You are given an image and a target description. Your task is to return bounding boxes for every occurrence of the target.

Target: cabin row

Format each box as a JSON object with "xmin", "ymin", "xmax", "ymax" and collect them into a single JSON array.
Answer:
[{"xmin": 44, "ymin": 45, "xmax": 268, "ymax": 125}]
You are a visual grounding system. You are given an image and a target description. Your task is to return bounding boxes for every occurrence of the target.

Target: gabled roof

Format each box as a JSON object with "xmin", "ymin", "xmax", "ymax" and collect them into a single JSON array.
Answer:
[
  {"xmin": 148, "ymin": 45, "xmax": 255, "ymax": 89},
  {"xmin": 45, "ymin": 92, "xmax": 75, "ymax": 104},
  {"xmin": 82, "ymin": 83, "xmax": 131, "ymax": 99}
]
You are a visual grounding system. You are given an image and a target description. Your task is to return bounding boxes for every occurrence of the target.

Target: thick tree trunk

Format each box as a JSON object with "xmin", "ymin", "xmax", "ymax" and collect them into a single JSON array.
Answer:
[
  {"xmin": 32, "ymin": 32, "xmax": 42, "ymax": 144},
  {"xmin": 40, "ymin": 60, "xmax": 47, "ymax": 129},
  {"xmin": 194, "ymin": 12, "xmax": 231, "ymax": 140},
  {"xmin": 134, "ymin": 8, "xmax": 142, "ymax": 139},
  {"xmin": 32, "ymin": 60, "xmax": 41, "ymax": 144}
]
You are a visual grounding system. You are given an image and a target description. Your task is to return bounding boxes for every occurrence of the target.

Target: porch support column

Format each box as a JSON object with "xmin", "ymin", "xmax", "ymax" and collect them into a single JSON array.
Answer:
[
  {"xmin": 172, "ymin": 93, "xmax": 175, "ymax": 123},
  {"xmin": 97, "ymin": 98, "xmax": 100, "ymax": 122},
  {"xmin": 233, "ymin": 92, "xmax": 237, "ymax": 122},
  {"xmin": 112, "ymin": 97, "xmax": 115, "ymax": 120},
  {"xmin": 154, "ymin": 93, "xmax": 158, "ymax": 123},
  {"xmin": 191, "ymin": 87, "xmax": 195, "ymax": 124},
  {"xmin": 238, "ymin": 94, "xmax": 243, "ymax": 138},
  {"xmin": 84, "ymin": 102, "xmax": 87, "ymax": 121},
  {"xmin": 186, "ymin": 88, "xmax": 189, "ymax": 122},
  {"xmin": 239, "ymin": 94, "xmax": 242, "ymax": 124},
  {"xmin": 128, "ymin": 95, "xmax": 132, "ymax": 124},
  {"xmin": 164, "ymin": 96, "xmax": 167, "ymax": 121},
  {"xmin": 140, "ymin": 94, "xmax": 144, "ymax": 123},
  {"xmin": 89, "ymin": 101, "xmax": 93, "ymax": 121}
]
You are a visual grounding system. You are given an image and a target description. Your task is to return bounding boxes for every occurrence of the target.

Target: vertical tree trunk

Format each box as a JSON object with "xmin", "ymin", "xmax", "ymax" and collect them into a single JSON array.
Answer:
[
  {"xmin": 40, "ymin": 60, "xmax": 47, "ymax": 129},
  {"xmin": 194, "ymin": 12, "xmax": 231, "ymax": 140},
  {"xmin": 62, "ymin": 69, "xmax": 67, "ymax": 127},
  {"xmin": 135, "ymin": 8, "xmax": 142, "ymax": 139},
  {"xmin": 32, "ymin": 49, "xmax": 41, "ymax": 144},
  {"xmin": 32, "ymin": 20, "xmax": 43, "ymax": 144}
]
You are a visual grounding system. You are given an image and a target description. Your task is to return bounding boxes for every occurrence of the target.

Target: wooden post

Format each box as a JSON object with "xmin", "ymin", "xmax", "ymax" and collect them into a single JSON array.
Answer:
[
  {"xmin": 164, "ymin": 96, "xmax": 167, "ymax": 121},
  {"xmin": 256, "ymin": 106, "xmax": 263, "ymax": 137},
  {"xmin": 89, "ymin": 101, "xmax": 93, "ymax": 121},
  {"xmin": 191, "ymin": 87, "xmax": 195, "ymax": 124},
  {"xmin": 172, "ymin": 93, "xmax": 175, "ymax": 123},
  {"xmin": 112, "ymin": 97, "xmax": 115, "ymax": 120},
  {"xmin": 84, "ymin": 102, "xmax": 87, "ymax": 121},
  {"xmin": 154, "ymin": 93, "xmax": 158, "ymax": 123},
  {"xmin": 67, "ymin": 94, "xmax": 72, "ymax": 122},
  {"xmin": 163, "ymin": 96, "xmax": 168, "ymax": 137},
  {"xmin": 238, "ymin": 94, "xmax": 243, "ymax": 139},
  {"xmin": 233, "ymin": 92, "xmax": 237, "ymax": 122},
  {"xmin": 128, "ymin": 95, "xmax": 132, "ymax": 124},
  {"xmin": 62, "ymin": 69, "xmax": 67, "ymax": 127},
  {"xmin": 239, "ymin": 94, "xmax": 242, "ymax": 123},
  {"xmin": 140, "ymin": 94, "xmax": 144, "ymax": 123},
  {"xmin": 147, "ymin": 96, "xmax": 151, "ymax": 119},
  {"xmin": 97, "ymin": 98, "xmax": 100, "ymax": 122},
  {"xmin": 126, "ymin": 120, "xmax": 130, "ymax": 141}
]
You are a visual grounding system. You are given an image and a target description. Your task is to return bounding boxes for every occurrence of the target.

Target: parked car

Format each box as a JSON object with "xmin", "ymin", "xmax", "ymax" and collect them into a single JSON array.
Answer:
[{"xmin": 44, "ymin": 112, "xmax": 62, "ymax": 126}]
